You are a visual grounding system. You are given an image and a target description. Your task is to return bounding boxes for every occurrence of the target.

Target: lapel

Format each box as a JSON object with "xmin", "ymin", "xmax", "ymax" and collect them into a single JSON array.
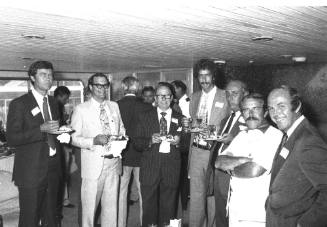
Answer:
[
  {"xmin": 27, "ymin": 92, "xmax": 45, "ymax": 124},
  {"xmin": 169, "ymin": 110, "xmax": 180, "ymax": 134},
  {"xmin": 284, "ymin": 119, "xmax": 307, "ymax": 152},
  {"xmin": 190, "ymin": 92, "xmax": 201, "ymax": 119},
  {"xmin": 209, "ymin": 88, "xmax": 228, "ymax": 125},
  {"xmin": 150, "ymin": 108, "xmax": 160, "ymax": 133},
  {"xmin": 48, "ymin": 96, "xmax": 58, "ymax": 121}
]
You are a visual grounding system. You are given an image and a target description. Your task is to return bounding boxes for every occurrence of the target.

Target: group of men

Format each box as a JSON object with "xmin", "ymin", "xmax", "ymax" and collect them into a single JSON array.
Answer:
[{"xmin": 6, "ymin": 58, "xmax": 327, "ymax": 227}]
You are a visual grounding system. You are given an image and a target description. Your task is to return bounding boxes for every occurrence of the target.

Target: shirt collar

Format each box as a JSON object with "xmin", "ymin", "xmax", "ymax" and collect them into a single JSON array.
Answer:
[
  {"xmin": 180, "ymin": 94, "xmax": 188, "ymax": 101},
  {"xmin": 202, "ymin": 86, "xmax": 217, "ymax": 96},
  {"xmin": 31, "ymin": 86, "xmax": 48, "ymax": 102},
  {"xmin": 157, "ymin": 107, "xmax": 172, "ymax": 116},
  {"xmin": 286, "ymin": 115, "xmax": 305, "ymax": 137},
  {"xmin": 90, "ymin": 97, "xmax": 106, "ymax": 108}
]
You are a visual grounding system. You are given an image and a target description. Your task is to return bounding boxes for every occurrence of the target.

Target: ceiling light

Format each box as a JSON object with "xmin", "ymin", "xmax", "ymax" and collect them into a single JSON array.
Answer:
[
  {"xmin": 292, "ymin": 56, "xmax": 306, "ymax": 62},
  {"xmin": 251, "ymin": 36, "xmax": 273, "ymax": 41},
  {"xmin": 213, "ymin": 60, "xmax": 226, "ymax": 64},
  {"xmin": 249, "ymin": 60, "xmax": 254, "ymax": 64},
  {"xmin": 280, "ymin": 54, "xmax": 292, "ymax": 59},
  {"xmin": 21, "ymin": 34, "xmax": 45, "ymax": 39}
]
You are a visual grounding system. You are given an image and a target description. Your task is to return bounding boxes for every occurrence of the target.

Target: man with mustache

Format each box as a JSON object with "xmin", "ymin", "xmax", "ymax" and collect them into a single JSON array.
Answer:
[
  {"xmin": 189, "ymin": 59, "xmax": 229, "ymax": 227},
  {"xmin": 215, "ymin": 93, "xmax": 283, "ymax": 227}
]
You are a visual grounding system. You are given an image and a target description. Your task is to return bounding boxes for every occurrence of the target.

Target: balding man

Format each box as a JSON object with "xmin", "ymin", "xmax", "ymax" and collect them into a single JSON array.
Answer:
[{"xmin": 266, "ymin": 86, "xmax": 327, "ymax": 227}]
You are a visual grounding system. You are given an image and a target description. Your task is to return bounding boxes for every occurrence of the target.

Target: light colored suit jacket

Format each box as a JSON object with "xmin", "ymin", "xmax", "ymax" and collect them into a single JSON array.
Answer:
[{"xmin": 71, "ymin": 98, "xmax": 125, "ymax": 180}]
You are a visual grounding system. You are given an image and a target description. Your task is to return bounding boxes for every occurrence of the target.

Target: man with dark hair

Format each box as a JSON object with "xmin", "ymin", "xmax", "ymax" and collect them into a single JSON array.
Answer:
[
  {"xmin": 71, "ymin": 73, "xmax": 126, "ymax": 227},
  {"xmin": 141, "ymin": 86, "xmax": 155, "ymax": 105},
  {"xmin": 134, "ymin": 82, "xmax": 183, "ymax": 226},
  {"xmin": 206, "ymin": 80, "xmax": 248, "ymax": 227},
  {"xmin": 216, "ymin": 93, "xmax": 282, "ymax": 227},
  {"xmin": 266, "ymin": 85, "xmax": 327, "ymax": 227},
  {"xmin": 54, "ymin": 86, "xmax": 71, "ymax": 125},
  {"xmin": 189, "ymin": 59, "xmax": 229, "ymax": 227},
  {"xmin": 6, "ymin": 60, "xmax": 62, "ymax": 227},
  {"xmin": 117, "ymin": 76, "xmax": 152, "ymax": 227}
]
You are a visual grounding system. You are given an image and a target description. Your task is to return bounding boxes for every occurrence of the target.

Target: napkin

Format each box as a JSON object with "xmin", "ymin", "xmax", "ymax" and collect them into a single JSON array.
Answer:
[
  {"xmin": 57, "ymin": 133, "xmax": 71, "ymax": 143},
  {"xmin": 169, "ymin": 219, "xmax": 181, "ymax": 227},
  {"xmin": 159, "ymin": 140, "xmax": 170, "ymax": 153},
  {"xmin": 102, "ymin": 140, "xmax": 128, "ymax": 158}
]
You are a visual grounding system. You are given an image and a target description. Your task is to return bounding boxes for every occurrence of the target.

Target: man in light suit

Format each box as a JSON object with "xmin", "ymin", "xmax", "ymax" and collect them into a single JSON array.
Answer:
[
  {"xmin": 189, "ymin": 59, "xmax": 229, "ymax": 227},
  {"xmin": 205, "ymin": 80, "xmax": 248, "ymax": 227},
  {"xmin": 266, "ymin": 85, "xmax": 327, "ymax": 227},
  {"xmin": 6, "ymin": 60, "xmax": 62, "ymax": 227},
  {"xmin": 133, "ymin": 82, "xmax": 184, "ymax": 227},
  {"xmin": 71, "ymin": 73, "xmax": 126, "ymax": 227}
]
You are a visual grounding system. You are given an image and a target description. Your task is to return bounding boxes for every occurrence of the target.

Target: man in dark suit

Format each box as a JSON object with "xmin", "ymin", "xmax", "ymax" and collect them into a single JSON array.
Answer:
[
  {"xmin": 6, "ymin": 61, "xmax": 62, "ymax": 227},
  {"xmin": 117, "ymin": 76, "xmax": 152, "ymax": 227},
  {"xmin": 206, "ymin": 80, "xmax": 248, "ymax": 227},
  {"xmin": 134, "ymin": 82, "xmax": 183, "ymax": 227},
  {"xmin": 266, "ymin": 85, "xmax": 327, "ymax": 227}
]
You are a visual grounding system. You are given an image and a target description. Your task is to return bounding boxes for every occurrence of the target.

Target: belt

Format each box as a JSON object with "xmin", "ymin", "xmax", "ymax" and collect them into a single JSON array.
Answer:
[
  {"xmin": 192, "ymin": 142, "xmax": 211, "ymax": 150},
  {"xmin": 103, "ymin": 154, "xmax": 114, "ymax": 159}
]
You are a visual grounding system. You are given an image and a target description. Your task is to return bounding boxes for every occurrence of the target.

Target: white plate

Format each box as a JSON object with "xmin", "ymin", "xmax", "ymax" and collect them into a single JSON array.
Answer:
[
  {"xmin": 50, "ymin": 129, "xmax": 74, "ymax": 134},
  {"xmin": 190, "ymin": 128, "xmax": 204, "ymax": 133}
]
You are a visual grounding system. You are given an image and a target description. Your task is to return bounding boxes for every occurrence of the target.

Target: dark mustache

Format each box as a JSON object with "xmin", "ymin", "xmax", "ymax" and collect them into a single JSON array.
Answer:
[
  {"xmin": 246, "ymin": 117, "xmax": 259, "ymax": 121},
  {"xmin": 200, "ymin": 82, "xmax": 210, "ymax": 85}
]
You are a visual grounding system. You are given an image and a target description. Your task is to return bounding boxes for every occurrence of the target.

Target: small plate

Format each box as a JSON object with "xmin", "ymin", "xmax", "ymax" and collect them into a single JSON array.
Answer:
[
  {"xmin": 50, "ymin": 129, "xmax": 75, "ymax": 135},
  {"xmin": 190, "ymin": 128, "xmax": 204, "ymax": 133}
]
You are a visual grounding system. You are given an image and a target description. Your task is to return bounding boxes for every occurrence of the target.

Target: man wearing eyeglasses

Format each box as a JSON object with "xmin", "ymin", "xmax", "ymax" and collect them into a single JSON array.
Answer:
[
  {"xmin": 133, "ymin": 82, "xmax": 183, "ymax": 227},
  {"xmin": 215, "ymin": 93, "xmax": 283, "ymax": 227},
  {"xmin": 188, "ymin": 59, "xmax": 229, "ymax": 227},
  {"xmin": 71, "ymin": 73, "xmax": 126, "ymax": 227}
]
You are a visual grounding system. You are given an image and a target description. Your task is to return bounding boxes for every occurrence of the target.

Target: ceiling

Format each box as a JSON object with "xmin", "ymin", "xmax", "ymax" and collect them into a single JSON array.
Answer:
[{"xmin": 0, "ymin": 3, "xmax": 326, "ymax": 73}]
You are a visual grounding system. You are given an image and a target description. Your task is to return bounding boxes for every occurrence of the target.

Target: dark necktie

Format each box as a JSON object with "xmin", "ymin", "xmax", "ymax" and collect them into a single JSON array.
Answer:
[
  {"xmin": 43, "ymin": 97, "xmax": 56, "ymax": 150},
  {"xmin": 160, "ymin": 112, "xmax": 167, "ymax": 136},
  {"xmin": 269, "ymin": 133, "xmax": 288, "ymax": 187},
  {"xmin": 210, "ymin": 112, "xmax": 236, "ymax": 168}
]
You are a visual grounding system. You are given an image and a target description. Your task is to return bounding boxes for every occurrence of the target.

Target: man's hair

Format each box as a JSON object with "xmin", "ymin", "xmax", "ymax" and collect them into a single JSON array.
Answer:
[
  {"xmin": 275, "ymin": 85, "xmax": 302, "ymax": 113},
  {"xmin": 87, "ymin": 73, "xmax": 110, "ymax": 87},
  {"xmin": 171, "ymin": 80, "xmax": 187, "ymax": 93},
  {"xmin": 141, "ymin": 86, "xmax": 155, "ymax": 95},
  {"xmin": 241, "ymin": 92, "xmax": 266, "ymax": 109},
  {"xmin": 28, "ymin": 61, "xmax": 54, "ymax": 84},
  {"xmin": 226, "ymin": 79, "xmax": 249, "ymax": 93},
  {"xmin": 194, "ymin": 59, "xmax": 216, "ymax": 79},
  {"xmin": 156, "ymin": 82, "xmax": 173, "ymax": 95},
  {"xmin": 121, "ymin": 76, "xmax": 139, "ymax": 94},
  {"xmin": 54, "ymin": 86, "xmax": 71, "ymax": 98}
]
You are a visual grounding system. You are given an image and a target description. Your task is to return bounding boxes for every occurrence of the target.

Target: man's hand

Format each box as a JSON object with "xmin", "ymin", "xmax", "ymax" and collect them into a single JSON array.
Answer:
[
  {"xmin": 169, "ymin": 135, "xmax": 180, "ymax": 146},
  {"xmin": 93, "ymin": 134, "xmax": 109, "ymax": 145},
  {"xmin": 40, "ymin": 120, "xmax": 59, "ymax": 134},
  {"xmin": 151, "ymin": 133, "xmax": 162, "ymax": 144},
  {"xmin": 215, "ymin": 155, "xmax": 252, "ymax": 170},
  {"xmin": 217, "ymin": 133, "xmax": 234, "ymax": 144}
]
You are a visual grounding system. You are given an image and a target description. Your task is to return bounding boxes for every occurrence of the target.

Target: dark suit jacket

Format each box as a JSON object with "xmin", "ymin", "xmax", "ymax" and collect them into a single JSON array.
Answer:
[
  {"xmin": 134, "ymin": 108, "xmax": 183, "ymax": 188},
  {"xmin": 6, "ymin": 92, "xmax": 61, "ymax": 187},
  {"xmin": 267, "ymin": 118, "xmax": 327, "ymax": 227},
  {"xmin": 118, "ymin": 95, "xmax": 153, "ymax": 167},
  {"xmin": 205, "ymin": 112, "xmax": 246, "ymax": 196}
]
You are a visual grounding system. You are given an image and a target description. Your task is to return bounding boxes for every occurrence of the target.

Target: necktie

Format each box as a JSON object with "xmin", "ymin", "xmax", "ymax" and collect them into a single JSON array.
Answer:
[
  {"xmin": 210, "ymin": 112, "xmax": 236, "ymax": 168},
  {"xmin": 198, "ymin": 94, "xmax": 208, "ymax": 124},
  {"xmin": 160, "ymin": 112, "xmax": 167, "ymax": 136},
  {"xmin": 43, "ymin": 97, "xmax": 56, "ymax": 150},
  {"xmin": 269, "ymin": 133, "xmax": 288, "ymax": 187},
  {"xmin": 99, "ymin": 103, "xmax": 111, "ymax": 135}
]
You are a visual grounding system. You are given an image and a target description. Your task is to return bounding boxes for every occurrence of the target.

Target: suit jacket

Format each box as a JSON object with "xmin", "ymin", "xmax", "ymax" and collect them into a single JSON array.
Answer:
[
  {"xmin": 205, "ymin": 112, "xmax": 247, "ymax": 196},
  {"xmin": 6, "ymin": 92, "xmax": 61, "ymax": 187},
  {"xmin": 117, "ymin": 95, "xmax": 153, "ymax": 167},
  {"xmin": 267, "ymin": 118, "xmax": 327, "ymax": 227},
  {"xmin": 134, "ymin": 108, "xmax": 183, "ymax": 188},
  {"xmin": 71, "ymin": 98, "xmax": 125, "ymax": 180}
]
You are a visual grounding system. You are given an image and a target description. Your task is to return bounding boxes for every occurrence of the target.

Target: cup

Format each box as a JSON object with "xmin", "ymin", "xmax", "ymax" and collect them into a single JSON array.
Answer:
[{"xmin": 181, "ymin": 117, "xmax": 192, "ymax": 132}]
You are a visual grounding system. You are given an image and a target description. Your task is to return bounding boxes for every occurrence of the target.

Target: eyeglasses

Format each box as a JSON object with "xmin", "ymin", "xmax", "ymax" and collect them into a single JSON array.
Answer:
[
  {"xmin": 92, "ymin": 83, "xmax": 110, "ymax": 89},
  {"xmin": 241, "ymin": 106, "xmax": 263, "ymax": 115},
  {"xmin": 156, "ymin": 94, "xmax": 172, "ymax": 100}
]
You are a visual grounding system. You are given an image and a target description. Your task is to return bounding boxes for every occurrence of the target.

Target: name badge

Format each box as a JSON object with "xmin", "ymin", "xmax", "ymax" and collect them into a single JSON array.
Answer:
[
  {"xmin": 239, "ymin": 125, "xmax": 247, "ymax": 131},
  {"xmin": 215, "ymin": 102, "xmax": 224, "ymax": 108},
  {"xmin": 172, "ymin": 118, "xmax": 178, "ymax": 124},
  {"xmin": 280, "ymin": 148, "xmax": 289, "ymax": 159},
  {"xmin": 31, "ymin": 107, "xmax": 41, "ymax": 116}
]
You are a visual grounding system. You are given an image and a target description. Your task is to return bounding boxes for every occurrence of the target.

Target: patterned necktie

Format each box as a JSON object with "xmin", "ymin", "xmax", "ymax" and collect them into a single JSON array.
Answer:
[
  {"xmin": 43, "ymin": 97, "xmax": 55, "ymax": 149},
  {"xmin": 269, "ymin": 133, "xmax": 288, "ymax": 187},
  {"xmin": 211, "ymin": 112, "xmax": 236, "ymax": 167},
  {"xmin": 160, "ymin": 112, "xmax": 167, "ymax": 136},
  {"xmin": 198, "ymin": 94, "xmax": 208, "ymax": 124},
  {"xmin": 99, "ymin": 103, "xmax": 111, "ymax": 135}
]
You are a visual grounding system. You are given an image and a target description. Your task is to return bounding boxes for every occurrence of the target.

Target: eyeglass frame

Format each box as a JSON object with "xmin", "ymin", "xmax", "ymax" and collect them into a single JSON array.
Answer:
[
  {"xmin": 155, "ymin": 94, "xmax": 172, "ymax": 100},
  {"xmin": 91, "ymin": 83, "xmax": 110, "ymax": 89}
]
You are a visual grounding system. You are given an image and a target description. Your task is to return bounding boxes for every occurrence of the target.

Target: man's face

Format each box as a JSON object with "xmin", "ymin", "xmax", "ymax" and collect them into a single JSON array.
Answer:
[
  {"xmin": 198, "ymin": 69, "xmax": 215, "ymax": 93},
  {"xmin": 155, "ymin": 86, "xmax": 172, "ymax": 111},
  {"xmin": 241, "ymin": 98, "xmax": 265, "ymax": 130},
  {"xmin": 142, "ymin": 91, "xmax": 155, "ymax": 104},
  {"xmin": 31, "ymin": 69, "xmax": 53, "ymax": 93},
  {"xmin": 226, "ymin": 82, "xmax": 245, "ymax": 112},
  {"xmin": 89, "ymin": 76, "xmax": 109, "ymax": 102},
  {"xmin": 268, "ymin": 89, "xmax": 298, "ymax": 132},
  {"xmin": 56, "ymin": 94, "xmax": 70, "ymax": 106}
]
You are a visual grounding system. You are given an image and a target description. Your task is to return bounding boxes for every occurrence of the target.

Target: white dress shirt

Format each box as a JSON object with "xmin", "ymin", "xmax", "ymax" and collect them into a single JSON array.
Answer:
[
  {"xmin": 197, "ymin": 86, "xmax": 217, "ymax": 122},
  {"xmin": 179, "ymin": 94, "xmax": 190, "ymax": 118}
]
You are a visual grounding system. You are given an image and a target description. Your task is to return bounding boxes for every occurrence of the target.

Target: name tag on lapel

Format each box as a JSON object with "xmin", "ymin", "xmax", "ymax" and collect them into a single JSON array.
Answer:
[
  {"xmin": 31, "ymin": 107, "xmax": 41, "ymax": 116},
  {"xmin": 239, "ymin": 125, "xmax": 247, "ymax": 131},
  {"xmin": 280, "ymin": 148, "xmax": 289, "ymax": 159},
  {"xmin": 215, "ymin": 102, "xmax": 224, "ymax": 108},
  {"xmin": 172, "ymin": 118, "xmax": 178, "ymax": 124}
]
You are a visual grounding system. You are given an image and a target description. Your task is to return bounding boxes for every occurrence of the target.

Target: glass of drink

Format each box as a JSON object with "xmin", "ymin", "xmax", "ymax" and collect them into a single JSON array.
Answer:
[{"xmin": 182, "ymin": 117, "xmax": 191, "ymax": 132}]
